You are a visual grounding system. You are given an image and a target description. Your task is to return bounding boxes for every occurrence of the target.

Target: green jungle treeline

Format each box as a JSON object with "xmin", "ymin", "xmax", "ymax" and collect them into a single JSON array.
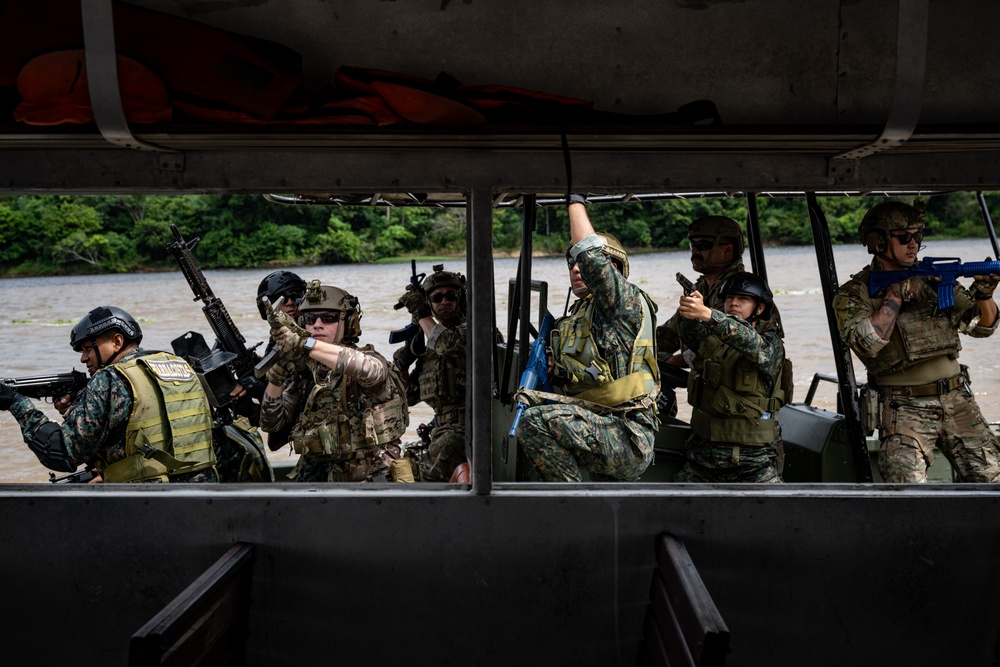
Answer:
[{"xmin": 0, "ymin": 192, "xmax": 997, "ymax": 276}]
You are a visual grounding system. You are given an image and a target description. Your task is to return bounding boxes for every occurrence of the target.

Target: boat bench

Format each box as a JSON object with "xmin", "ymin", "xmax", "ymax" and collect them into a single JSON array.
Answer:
[
  {"xmin": 638, "ymin": 533, "xmax": 730, "ymax": 667},
  {"xmin": 128, "ymin": 542, "xmax": 256, "ymax": 667}
]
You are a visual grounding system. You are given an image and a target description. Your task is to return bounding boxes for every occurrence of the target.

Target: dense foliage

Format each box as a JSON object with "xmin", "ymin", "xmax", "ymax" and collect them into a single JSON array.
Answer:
[{"xmin": 0, "ymin": 192, "xmax": 997, "ymax": 276}]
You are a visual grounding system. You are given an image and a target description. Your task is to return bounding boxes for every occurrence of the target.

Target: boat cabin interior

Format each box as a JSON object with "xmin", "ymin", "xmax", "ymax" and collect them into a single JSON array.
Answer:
[{"xmin": 3, "ymin": 1, "xmax": 1000, "ymax": 665}]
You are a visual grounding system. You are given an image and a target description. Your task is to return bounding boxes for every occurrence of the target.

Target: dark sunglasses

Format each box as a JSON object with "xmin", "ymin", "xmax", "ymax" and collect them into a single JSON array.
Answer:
[
  {"xmin": 890, "ymin": 231, "xmax": 924, "ymax": 245},
  {"xmin": 280, "ymin": 290, "xmax": 304, "ymax": 302},
  {"xmin": 298, "ymin": 312, "xmax": 343, "ymax": 326},
  {"xmin": 689, "ymin": 239, "xmax": 715, "ymax": 251},
  {"xmin": 430, "ymin": 291, "xmax": 460, "ymax": 303},
  {"xmin": 566, "ymin": 256, "xmax": 577, "ymax": 269}
]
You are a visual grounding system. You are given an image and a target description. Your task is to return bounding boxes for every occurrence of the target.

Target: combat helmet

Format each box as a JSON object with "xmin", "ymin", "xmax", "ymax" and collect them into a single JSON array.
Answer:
[
  {"xmin": 421, "ymin": 264, "xmax": 466, "ymax": 295},
  {"xmin": 858, "ymin": 200, "xmax": 926, "ymax": 254},
  {"xmin": 719, "ymin": 272, "xmax": 773, "ymax": 320},
  {"xmin": 688, "ymin": 216, "xmax": 746, "ymax": 257},
  {"xmin": 70, "ymin": 306, "xmax": 143, "ymax": 352},
  {"xmin": 567, "ymin": 233, "xmax": 630, "ymax": 278},
  {"xmin": 256, "ymin": 270, "xmax": 305, "ymax": 319},
  {"xmin": 298, "ymin": 280, "xmax": 363, "ymax": 343}
]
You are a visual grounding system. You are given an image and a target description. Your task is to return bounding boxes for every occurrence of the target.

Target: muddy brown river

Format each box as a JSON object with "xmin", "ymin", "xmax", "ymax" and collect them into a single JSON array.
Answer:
[{"xmin": 3, "ymin": 238, "xmax": 998, "ymax": 481}]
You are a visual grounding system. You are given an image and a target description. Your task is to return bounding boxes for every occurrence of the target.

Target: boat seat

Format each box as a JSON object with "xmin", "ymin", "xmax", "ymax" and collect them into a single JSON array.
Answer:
[
  {"xmin": 128, "ymin": 542, "xmax": 256, "ymax": 667},
  {"xmin": 638, "ymin": 533, "xmax": 730, "ymax": 667}
]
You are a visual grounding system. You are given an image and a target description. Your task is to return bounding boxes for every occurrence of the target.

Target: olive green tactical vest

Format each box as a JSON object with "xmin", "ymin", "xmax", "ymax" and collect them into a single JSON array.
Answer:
[
  {"xmin": 852, "ymin": 266, "xmax": 963, "ymax": 379},
  {"xmin": 551, "ymin": 291, "xmax": 659, "ymax": 408},
  {"xmin": 417, "ymin": 323, "xmax": 466, "ymax": 413},
  {"xmin": 291, "ymin": 345, "xmax": 408, "ymax": 458},
  {"xmin": 101, "ymin": 352, "xmax": 215, "ymax": 483},
  {"xmin": 688, "ymin": 335, "xmax": 785, "ymax": 445}
]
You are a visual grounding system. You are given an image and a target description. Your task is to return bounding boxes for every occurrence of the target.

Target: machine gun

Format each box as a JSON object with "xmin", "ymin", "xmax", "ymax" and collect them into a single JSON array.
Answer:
[
  {"xmin": 508, "ymin": 313, "xmax": 555, "ymax": 438},
  {"xmin": 3, "ymin": 370, "xmax": 89, "ymax": 402},
  {"xmin": 676, "ymin": 272, "xmax": 696, "ymax": 296},
  {"xmin": 166, "ymin": 224, "xmax": 263, "ymax": 410},
  {"xmin": 869, "ymin": 256, "xmax": 1000, "ymax": 310},
  {"xmin": 49, "ymin": 467, "xmax": 97, "ymax": 484},
  {"xmin": 389, "ymin": 259, "xmax": 427, "ymax": 344}
]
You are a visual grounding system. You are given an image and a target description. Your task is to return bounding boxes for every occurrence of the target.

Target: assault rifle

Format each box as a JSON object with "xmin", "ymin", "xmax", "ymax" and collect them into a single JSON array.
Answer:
[
  {"xmin": 508, "ymin": 313, "xmax": 555, "ymax": 438},
  {"xmin": 869, "ymin": 256, "xmax": 1000, "ymax": 310},
  {"xmin": 3, "ymin": 370, "xmax": 89, "ymax": 402},
  {"xmin": 166, "ymin": 224, "xmax": 263, "ymax": 410},
  {"xmin": 389, "ymin": 260, "xmax": 427, "ymax": 344},
  {"xmin": 49, "ymin": 467, "xmax": 96, "ymax": 484},
  {"xmin": 676, "ymin": 272, "xmax": 696, "ymax": 296}
]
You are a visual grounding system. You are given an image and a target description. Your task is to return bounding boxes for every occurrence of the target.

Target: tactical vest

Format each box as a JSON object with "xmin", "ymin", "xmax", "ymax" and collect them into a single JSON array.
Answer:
[
  {"xmin": 551, "ymin": 291, "xmax": 659, "ymax": 408},
  {"xmin": 417, "ymin": 324, "xmax": 466, "ymax": 415},
  {"xmin": 856, "ymin": 267, "xmax": 963, "ymax": 378},
  {"xmin": 688, "ymin": 335, "xmax": 785, "ymax": 445},
  {"xmin": 291, "ymin": 346, "xmax": 409, "ymax": 458},
  {"xmin": 101, "ymin": 352, "xmax": 216, "ymax": 483}
]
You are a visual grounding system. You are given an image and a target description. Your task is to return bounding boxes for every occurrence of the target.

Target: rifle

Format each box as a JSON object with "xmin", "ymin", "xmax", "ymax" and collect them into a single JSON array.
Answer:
[
  {"xmin": 389, "ymin": 260, "xmax": 427, "ymax": 344},
  {"xmin": 166, "ymin": 224, "xmax": 263, "ymax": 409},
  {"xmin": 508, "ymin": 313, "xmax": 555, "ymax": 438},
  {"xmin": 3, "ymin": 370, "xmax": 89, "ymax": 402},
  {"xmin": 676, "ymin": 272, "xmax": 696, "ymax": 296},
  {"xmin": 49, "ymin": 467, "xmax": 96, "ymax": 484},
  {"xmin": 869, "ymin": 256, "xmax": 1000, "ymax": 310}
]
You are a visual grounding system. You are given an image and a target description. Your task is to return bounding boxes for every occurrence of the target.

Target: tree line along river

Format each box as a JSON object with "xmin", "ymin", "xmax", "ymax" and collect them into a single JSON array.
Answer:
[{"xmin": 2, "ymin": 239, "xmax": 998, "ymax": 482}]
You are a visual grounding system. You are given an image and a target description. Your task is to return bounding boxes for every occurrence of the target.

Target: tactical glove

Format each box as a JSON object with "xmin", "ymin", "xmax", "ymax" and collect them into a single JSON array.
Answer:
[
  {"xmin": 272, "ymin": 325, "xmax": 307, "ymax": 357},
  {"xmin": 397, "ymin": 286, "xmax": 431, "ymax": 321},
  {"xmin": 0, "ymin": 381, "xmax": 22, "ymax": 411},
  {"xmin": 266, "ymin": 360, "xmax": 296, "ymax": 386},
  {"xmin": 567, "ymin": 193, "xmax": 589, "ymax": 206},
  {"xmin": 971, "ymin": 273, "xmax": 1000, "ymax": 301}
]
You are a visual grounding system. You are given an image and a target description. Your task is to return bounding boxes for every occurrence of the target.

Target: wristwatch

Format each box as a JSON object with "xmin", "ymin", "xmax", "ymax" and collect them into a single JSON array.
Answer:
[{"xmin": 303, "ymin": 337, "xmax": 317, "ymax": 354}]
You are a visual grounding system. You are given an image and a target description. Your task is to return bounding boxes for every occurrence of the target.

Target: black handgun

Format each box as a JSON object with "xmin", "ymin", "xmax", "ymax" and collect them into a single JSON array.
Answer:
[{"xmin": 676, "ymin": 272, "xmax": 696, "ymax": 296}]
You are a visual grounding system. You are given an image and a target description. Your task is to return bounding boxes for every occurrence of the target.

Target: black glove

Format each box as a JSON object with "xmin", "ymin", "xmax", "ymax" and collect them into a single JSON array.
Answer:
[
  {"xmin": 0, "ymin": 382, "xmax": 22, "ymax": 411},
  {"xmin": 567, "ymin": 193, "xmax": 588, "ymax": 207},
  {"xmin": 238, "ymin": 375, "xmax": 266, "ymax": 401}
]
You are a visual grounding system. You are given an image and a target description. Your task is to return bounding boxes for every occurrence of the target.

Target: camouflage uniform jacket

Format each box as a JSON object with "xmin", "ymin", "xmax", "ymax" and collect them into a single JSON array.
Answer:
[
  {"xmin": 680, "ymin": 310, "xmax": 785, "ymax": 444},
  {"xmin": 553, "ymin": 234, "xmax": 658, "ymax": 422},
  {"xmin": 10, "ymin": 348, "xmax": 139, "ymax": 470},
  {"xmin": 656, "ymin": 259, "xmax": 746, "ymax": 360},
  {"xmin": 399, "ymin": 315, "xmax": 467, "ymax": 423},
  {"xmin": 834, "ymin": 259, "xmax": 997, "ymax": 380},
  {"xmin": 259, "ymin": 344, "xmax": 407, "ymax": 459}
]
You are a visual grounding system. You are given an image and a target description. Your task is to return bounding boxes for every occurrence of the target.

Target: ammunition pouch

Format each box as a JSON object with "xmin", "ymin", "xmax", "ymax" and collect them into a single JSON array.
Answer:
[{"xmin": 859, "ymin": 385, "xmax": 878, "ymax": 436}]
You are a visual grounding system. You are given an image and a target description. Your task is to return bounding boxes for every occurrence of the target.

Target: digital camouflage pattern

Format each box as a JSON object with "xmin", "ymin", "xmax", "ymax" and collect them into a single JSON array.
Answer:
[
  {"xmin": 656, "ymin": 260, "xmax": 746, "ymax": 359},
  {"xmin": 8, "ymin": 347, "xmax": 219, "ymax": 482},
  {"xmin": 835, "ymin": 259, "xmax": 1000, "ymax": 483},
  {"xmin": 674, "ymin": 309, "xmax": 785, "ymax": 483},
  {"xmin": 673, "ymin": 438, "xmax": 781, "ymax": 483},
  {"xmin": 518, "ymin": 235, "xmax": 657, "ymax": 482}
]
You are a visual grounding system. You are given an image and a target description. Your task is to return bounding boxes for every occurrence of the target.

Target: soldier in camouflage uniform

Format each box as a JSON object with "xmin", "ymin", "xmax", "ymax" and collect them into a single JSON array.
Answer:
[
  {"xmin": 833, "ymin": 200, "xmax": 1000, "ymax": 483},
  {"xmin": 394, "ymin": 265, "xmax": 469, "ymax": 482},
  {"xmin": 260, "ymin": 281, "xmax": 411, "ymax": 483},
  {"xmin": 657, "ymin": 216, "xmax": 747, "ymax": 367},
  {"xmin": 674, "ymin": 273, "xmax": 786, "ymax": 483},
  {"xmin": 0, "ymin": 306, "xmax": 218, "ymax": 483},
  {"xmin": 516, "ymin": 194, "xmax": 659, "ymax": 482}
]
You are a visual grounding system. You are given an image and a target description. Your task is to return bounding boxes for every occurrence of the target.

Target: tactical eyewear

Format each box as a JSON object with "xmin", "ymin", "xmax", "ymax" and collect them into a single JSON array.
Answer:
[
  {"xmin": 890, "ymin": 231, "xmax": 924, "ymax": 245},
  {"xmin": 281, "ymin": 290, "xmax": 305, "ymax": 302},
  {"xmin": 566, "ymin": 256, "xmax": 577, "ymax": 269},
  {"xmin": 298, "ymin": 312, "xmax": 343, "ymax": 326},
  {"xmin": 430, "ymin": 291, "xmax": 460, "ymax": 303},
  {"xmin": 689, "ymin": 238, "xmax": 716, "ymax": 251}
]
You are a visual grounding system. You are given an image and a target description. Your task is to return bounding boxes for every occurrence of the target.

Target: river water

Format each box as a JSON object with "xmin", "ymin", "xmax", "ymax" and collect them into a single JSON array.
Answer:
[{"xmin": 3, "ymin": 238, "xmax": 999, "ymax": 482}]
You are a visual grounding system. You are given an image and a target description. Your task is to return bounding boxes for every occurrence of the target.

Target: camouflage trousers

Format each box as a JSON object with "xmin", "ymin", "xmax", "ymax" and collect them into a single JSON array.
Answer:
[
  {"xmin": 518, "ymin": 404, "xmax": 655, "ymax": 482},
  {"xmin": 420, "ymin": 422, "xmax": 467, "ymax": 482},
  {"xmin": 877, "ymin": 386, "xmax": 1000, "ymax": 483},
  {"xmin": 673, "ymin": 435, "xmax": 782, "ymax": 483},
  {"xmin": 290, "ymin": 443, "xmax": 406, "ymax": 483}
]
